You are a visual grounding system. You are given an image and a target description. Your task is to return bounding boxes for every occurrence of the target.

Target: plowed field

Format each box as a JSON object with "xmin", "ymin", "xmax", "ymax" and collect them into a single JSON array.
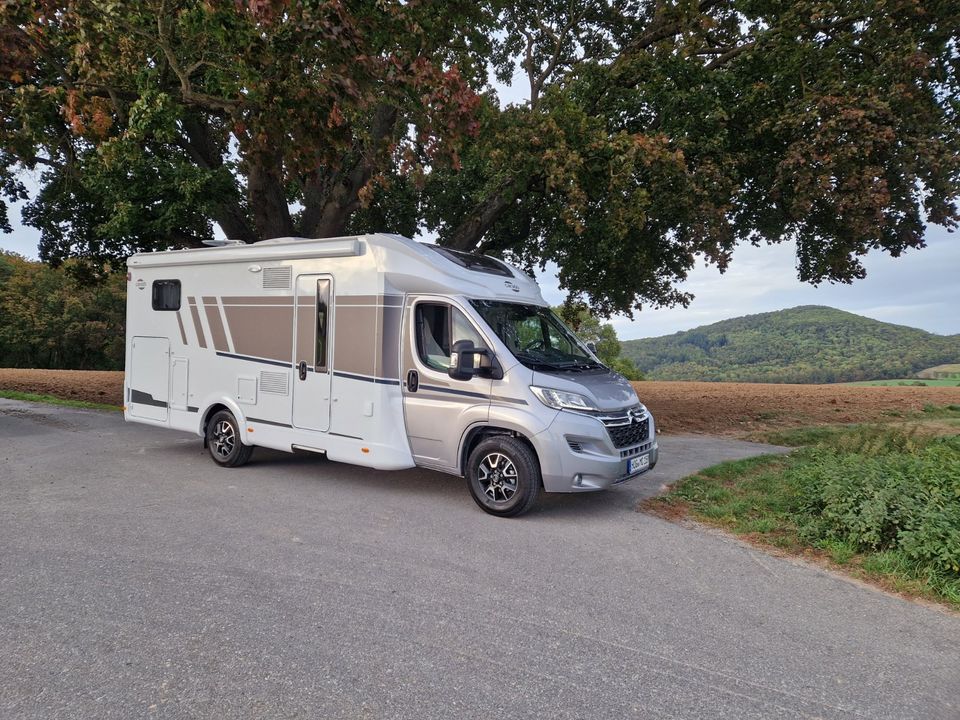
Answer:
[{"xmin": 2, "ymin": 368, "xmax": 960, "ymax": 436}]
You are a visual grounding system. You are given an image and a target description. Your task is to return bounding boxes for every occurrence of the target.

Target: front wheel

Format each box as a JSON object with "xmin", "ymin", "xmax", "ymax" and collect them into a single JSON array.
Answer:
[
  {"xmin": 206, "ymin": 410, "xmax": 254, "ymax": 467},
  {"xmin": 466, "ymin": 436, "xmax": 541, "ymax": 517}
]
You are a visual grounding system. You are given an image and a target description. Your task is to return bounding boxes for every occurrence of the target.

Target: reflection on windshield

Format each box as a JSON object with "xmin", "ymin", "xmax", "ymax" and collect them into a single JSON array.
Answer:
[{"xmin": 469, "ymin": 300, "xmax": 604, "ymax": 371}]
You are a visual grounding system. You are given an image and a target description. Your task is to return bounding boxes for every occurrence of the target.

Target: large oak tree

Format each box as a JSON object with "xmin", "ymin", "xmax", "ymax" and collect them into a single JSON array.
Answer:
[{"xmin": 2, "ymin": 0, "xmax": 958, "ymax": 315}]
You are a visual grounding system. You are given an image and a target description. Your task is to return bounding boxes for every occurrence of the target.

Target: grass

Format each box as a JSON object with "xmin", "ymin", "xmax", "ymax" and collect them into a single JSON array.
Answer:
[
  {"xmin": 751, "ymin": 404, "xmax": 960, "ymax": 447},
  {"xmin": 845, "ymin": 378, "xmax": 960, "ymax": 387},
  {"xmin": 644, "ymin": 422, "xmax": 960, "ymax": 610},
  {"xmin": 0, "ymin": 389, "xmax": 121, "ymax": 411}
]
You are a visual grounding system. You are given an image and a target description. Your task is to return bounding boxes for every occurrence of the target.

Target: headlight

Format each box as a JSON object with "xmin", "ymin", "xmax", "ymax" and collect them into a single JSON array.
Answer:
[{"xmin": 530, "ymin": 386, "xmax": 597, "ymax": 412}]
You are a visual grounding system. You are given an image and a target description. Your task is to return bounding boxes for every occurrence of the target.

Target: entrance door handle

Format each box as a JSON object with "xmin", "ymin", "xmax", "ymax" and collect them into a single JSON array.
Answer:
[
  {"xmin": 298, "ymin": 361, "xmax": 307, "ymax": 381},
  {"xmin": 406, "ymin": 369, "xmax": 419, "ymax": 392}
]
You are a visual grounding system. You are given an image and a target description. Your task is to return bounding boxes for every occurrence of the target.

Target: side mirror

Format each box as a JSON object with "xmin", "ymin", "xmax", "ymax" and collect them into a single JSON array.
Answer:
[
  {"xmin": 449, "ymin": 340, "xmax": 504, "ymax": 381},
  {"xmin": 586, "ymin": 341, "xmax": 597, "ymax": 354},
  {"xmin": 449, "ymin": 339, "xmax": 477, "ymax": 381}
]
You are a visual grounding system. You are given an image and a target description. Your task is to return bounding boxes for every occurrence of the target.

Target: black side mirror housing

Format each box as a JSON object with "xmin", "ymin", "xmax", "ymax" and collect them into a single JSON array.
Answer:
[
  {"xmin": 448, "ymin": 340, "xmax": 503, "ymax": 381},
  {"xmin": 586, "ymin": 341, "xmax": 597, "ymax": 354},
  {"xmin": 449, "ymin": 339, "xmax": 477, "ymax": 381}
]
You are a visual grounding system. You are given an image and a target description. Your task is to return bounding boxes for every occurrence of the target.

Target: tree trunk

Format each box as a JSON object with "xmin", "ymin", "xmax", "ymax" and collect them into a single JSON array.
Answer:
[
  {"xmin": 446, "ymin": 175, "xmax": 531, "ymax": 251},
  {"xmin": 299, "ymin": 104, "xmax": 398, "ymax": 238},
  {"xmin": 247, "ymin": 149, "xmax": 295, "ymax": 240},
  {"xmin": 179, "ymin": 115, "xmax": 259, "ymax": 243}
]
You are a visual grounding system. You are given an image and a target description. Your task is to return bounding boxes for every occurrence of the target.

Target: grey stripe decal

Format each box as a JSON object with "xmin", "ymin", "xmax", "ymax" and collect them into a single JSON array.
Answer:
[
  {"xmin": 130, "ymin": 389, "xmax": 168, "ymax": 408},
  {"xmin": 333, "ymin": 371, "xmax": 401, "ymax": 386},
  {"xmin": 215, "ymin": 351, "xmax": 291, "ymax": 368},
  {"xmin": 419, "ymin": 384, "xmax": 488, "ymax": 399},
  {"xmin": 247, "ymin": 417, "xmax": 293, "ymax": 428},
  {"xmin": 490, "ymin": 395, "xmax": 528, "ymax": 405}
]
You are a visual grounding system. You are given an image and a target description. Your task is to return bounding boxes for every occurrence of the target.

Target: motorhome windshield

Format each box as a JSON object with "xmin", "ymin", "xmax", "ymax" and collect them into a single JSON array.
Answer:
[{"xmin": 469, "ymin": 300, "xmax": 603, "ymax": 371}]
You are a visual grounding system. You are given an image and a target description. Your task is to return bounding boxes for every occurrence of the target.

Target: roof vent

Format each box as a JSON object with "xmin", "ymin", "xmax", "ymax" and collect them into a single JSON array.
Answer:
[
  {"xmin": 202, "ymin": 238, "xmax": 245, "ymax": 247},
  {"xmin": 262, "ymin": 266, "xmax": 292, "ymax": 290}
]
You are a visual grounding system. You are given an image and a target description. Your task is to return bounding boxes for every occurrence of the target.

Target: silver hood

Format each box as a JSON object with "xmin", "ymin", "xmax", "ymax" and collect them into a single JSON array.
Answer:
[{"xmin": 531, "ymin": 368, "xmax": 639, "ymax": 411}]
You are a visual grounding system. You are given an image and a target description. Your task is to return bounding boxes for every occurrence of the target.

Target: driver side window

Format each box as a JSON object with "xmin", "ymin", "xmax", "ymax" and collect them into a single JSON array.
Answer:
[{"xmin": 415, "ymin": 303, "xmax": 486, "ymax": 372}]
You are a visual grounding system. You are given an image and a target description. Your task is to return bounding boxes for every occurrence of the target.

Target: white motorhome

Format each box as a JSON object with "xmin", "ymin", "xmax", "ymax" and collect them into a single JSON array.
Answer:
[{"xmin": 124, "ymin": 233, "xmax": 657, "ymax": 516}]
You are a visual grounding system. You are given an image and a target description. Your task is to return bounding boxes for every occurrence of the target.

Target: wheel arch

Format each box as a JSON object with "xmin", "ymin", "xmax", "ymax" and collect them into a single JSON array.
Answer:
[
  {"xmin": 198, "ymin": 397, "xmax": 249, "ymax": 446},
  {"xmin": 459, "ymin": 424, "xmax": 542, "ymax": 484}
]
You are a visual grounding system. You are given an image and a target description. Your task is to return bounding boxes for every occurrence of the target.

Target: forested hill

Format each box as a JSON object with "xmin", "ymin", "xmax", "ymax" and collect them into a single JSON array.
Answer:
[{"xmin": 620, "ymin": 306, "xmax": 960, "ymax": 384}]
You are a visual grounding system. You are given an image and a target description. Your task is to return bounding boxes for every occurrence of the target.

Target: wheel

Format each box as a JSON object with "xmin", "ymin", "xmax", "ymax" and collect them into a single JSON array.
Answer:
[
  {"xmin": 466, "ymin": 436, "xmax": 541, "ymax": 517},
  {"xmin": 206, "ymin": 410, "xmax": 254, "ymax": 467}
]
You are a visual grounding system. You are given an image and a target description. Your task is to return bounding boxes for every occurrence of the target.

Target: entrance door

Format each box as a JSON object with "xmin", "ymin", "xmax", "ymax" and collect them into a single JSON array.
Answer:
[{"xmin": 292, "ymin": 275, "xmax": 333, "ymax": 432}]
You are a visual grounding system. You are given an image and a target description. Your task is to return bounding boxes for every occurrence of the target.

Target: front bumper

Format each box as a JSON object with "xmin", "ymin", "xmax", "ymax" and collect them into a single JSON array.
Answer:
[{"xmin": 533, "ymin": 408, "xmax": 658, "ymax": 493}]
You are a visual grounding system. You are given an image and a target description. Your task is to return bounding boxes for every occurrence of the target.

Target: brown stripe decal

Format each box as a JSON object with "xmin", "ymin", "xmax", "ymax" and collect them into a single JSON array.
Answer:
[
  {"xmin": 222, "ymin": 296, "xmax": 294, "ymax": 306},
  {"xmin": 335, "ymin": 294, "xmax": 403, "ymax": 307},
  {"xmin": 188, "ymin": 297, "xmax": 207, "ymax": 349},
  {"xmin": 203, "ymin": 299, "xmax": 229, "ymax": 352},
  {"xmin": 333, "ymin": 306, "xmax": 377, "ymax": 377},
  {"xmin": 380, "ymin": 306, "xmax": 402, "ymax": 379},
  {"xmin": 175, "ymin": 311, "xmax": 188, "ymax": 346},
  {"xmin": 223, "ymin": 305, "xmax": 293, "ymax": 363}
]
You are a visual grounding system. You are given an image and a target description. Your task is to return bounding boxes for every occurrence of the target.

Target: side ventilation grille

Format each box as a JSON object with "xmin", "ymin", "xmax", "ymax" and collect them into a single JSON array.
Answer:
[
  {"xmin": 262, "ymin": 266, "xmax": 292, "ymax": 290},
  {"xmin": 260, "ymin": 370, "xmax": 290, "ymax": 395}
]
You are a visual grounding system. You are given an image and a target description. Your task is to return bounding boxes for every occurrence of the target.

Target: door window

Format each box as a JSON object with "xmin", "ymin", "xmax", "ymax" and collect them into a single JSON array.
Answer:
[
  {"xmin": 415, "ymin": 303, "xmax": 486, "ymax": 372},
  {"xmin": 315, "ymin": 278, "xmax": 330, "ymax": 372}
]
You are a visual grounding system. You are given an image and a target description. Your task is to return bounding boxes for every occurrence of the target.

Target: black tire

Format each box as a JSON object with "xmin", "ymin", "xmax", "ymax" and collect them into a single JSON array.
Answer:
[
  {"xmin": 466, "ymin": 436, "xmax": 541, "ymax": 517},
  {"xmin": 206, "ymin": 409, "xmax": 254, "ymax": 467}
]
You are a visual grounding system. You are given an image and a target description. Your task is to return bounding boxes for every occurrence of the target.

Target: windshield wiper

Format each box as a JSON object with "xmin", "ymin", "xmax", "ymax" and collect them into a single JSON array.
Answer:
[
  {"xmin": 514, "ymin": 353, "xmax": 565, "ymax": 370},
  {"xmin": 554, "ymin": 360, "xmax": 605, "ymax": 371}
]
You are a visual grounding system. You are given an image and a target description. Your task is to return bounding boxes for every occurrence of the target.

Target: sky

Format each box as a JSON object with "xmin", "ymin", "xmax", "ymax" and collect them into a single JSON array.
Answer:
[
  {"xmin": 3, "ymin": 74, "xmax": 958, "ymax": 342},
  {"xmin": 535, "ymin": 225, "xmax": 960, "ymax": 340}
]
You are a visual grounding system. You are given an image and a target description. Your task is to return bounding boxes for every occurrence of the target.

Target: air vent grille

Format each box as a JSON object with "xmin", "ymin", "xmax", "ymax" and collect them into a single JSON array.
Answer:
[
  {"xmin": 262, "ymin": 266, "xmax": 292, "ymax": 290},
  {"xmin": 260, "ymin": 370, "xmax": 290, "ymax": 395}
]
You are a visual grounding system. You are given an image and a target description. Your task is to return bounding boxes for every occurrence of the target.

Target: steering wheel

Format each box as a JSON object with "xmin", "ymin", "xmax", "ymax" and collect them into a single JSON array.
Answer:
[{"xmin": 522, "ymin": 339, "xmax": 545, "ymax": 352}]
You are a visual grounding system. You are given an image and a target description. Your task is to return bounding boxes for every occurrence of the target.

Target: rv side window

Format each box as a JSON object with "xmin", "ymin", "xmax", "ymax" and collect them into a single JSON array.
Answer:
[
  {"xmin": 152, "ymin": 280, "xmax": 181, "ymax": 311},
  {"xmin": 315, "ymin": 279, "xmax": 330, "ymax": 372},
  {"xmin": 415, "ymin": 303, "xmax": 486, "ymax": 372}
]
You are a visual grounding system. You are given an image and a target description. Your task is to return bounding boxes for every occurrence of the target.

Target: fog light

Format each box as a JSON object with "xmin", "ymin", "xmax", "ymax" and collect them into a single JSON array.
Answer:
[{"xmin": 574, "ymin": 474, "xmax": 583, "ymax": 487}]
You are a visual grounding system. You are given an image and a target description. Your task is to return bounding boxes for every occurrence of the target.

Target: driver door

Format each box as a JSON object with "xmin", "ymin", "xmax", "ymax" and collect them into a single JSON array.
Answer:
[{"xmin": 401, "ymin": 298, "xmax": 491, "ymax": 470}]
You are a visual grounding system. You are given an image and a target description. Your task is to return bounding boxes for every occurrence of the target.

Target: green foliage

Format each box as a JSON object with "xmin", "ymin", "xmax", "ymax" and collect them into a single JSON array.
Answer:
[
  {"xmin": 0, "ymin": 252, "xmax": 125, "ymax": 369},
  {"xmin": 790, "ymin": 432, "xmax": 960, "ymax": 577},
  {"xmin": 621, "ymin": 305, "xmax": 960, "ymax": 383},
  {"xmin": 557, "ymin": 302, "xmax": 643, "ymax": 379},
  {"xmin": 1, "ymin": 1, "xmax": 489, "ymax": 267},
  {"xmin": 659, "ymin": 425, "xmax": 960, "ymax": 607},
  {"xmin": 3, "ymin": 1, "xmax": 959, "ymax": 314}
]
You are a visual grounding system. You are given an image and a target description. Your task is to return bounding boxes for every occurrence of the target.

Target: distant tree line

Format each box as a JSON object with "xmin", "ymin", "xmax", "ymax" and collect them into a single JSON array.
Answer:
[
  {"xmin": 0, "ymin": 253, "xmax": 125, "ymax": 370},
  {"xmin": 621, "ymin": 306, "xmax": 960, "ymax": 384}
]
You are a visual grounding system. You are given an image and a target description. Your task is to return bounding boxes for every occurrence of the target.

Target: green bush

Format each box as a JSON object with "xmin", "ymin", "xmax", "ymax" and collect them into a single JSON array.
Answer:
[{"xmin": 790, "ymin": 431, "xmax": 960, "ymax": 576}]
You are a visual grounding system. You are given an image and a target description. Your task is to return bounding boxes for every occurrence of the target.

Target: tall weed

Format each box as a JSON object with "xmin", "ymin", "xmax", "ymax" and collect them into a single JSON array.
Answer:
[{"xmin": 791, "ymin": 431, "xmax": 960, "ymax": 575}]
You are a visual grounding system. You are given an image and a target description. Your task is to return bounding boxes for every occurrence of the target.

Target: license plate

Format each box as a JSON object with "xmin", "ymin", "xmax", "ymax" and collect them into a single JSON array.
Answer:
[{"xmin": 628, "ymin": 454, "xmax": 650, "ymax": 475}]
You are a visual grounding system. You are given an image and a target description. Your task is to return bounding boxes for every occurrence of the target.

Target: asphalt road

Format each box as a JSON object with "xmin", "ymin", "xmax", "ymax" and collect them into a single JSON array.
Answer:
[{"xmin": 1, "ymin": 398, "xmax": 957, "ymax": 719}]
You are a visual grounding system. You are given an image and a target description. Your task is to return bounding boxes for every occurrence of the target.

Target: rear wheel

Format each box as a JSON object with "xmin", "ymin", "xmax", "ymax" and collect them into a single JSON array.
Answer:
[
  {"xmin": 466, "ymin": 436, "xmax": 540, "ymax": 517},
  {"xmin": 206, "ymin": 410, "xmax": 254, "ymax": 467}
]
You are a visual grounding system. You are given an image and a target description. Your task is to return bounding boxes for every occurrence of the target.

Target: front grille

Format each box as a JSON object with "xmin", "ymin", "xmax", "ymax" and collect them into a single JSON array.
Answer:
[
  {"xmin": 597, "ymin": 405, "xmax": 650, "ymax": 449},
  {"xmin": 620, "ymin": 440, "xmax": 654, "ymax": 459},
  {"xmin": 607, "ymin": 417, "xmax": 649, "ymax": 448}
]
